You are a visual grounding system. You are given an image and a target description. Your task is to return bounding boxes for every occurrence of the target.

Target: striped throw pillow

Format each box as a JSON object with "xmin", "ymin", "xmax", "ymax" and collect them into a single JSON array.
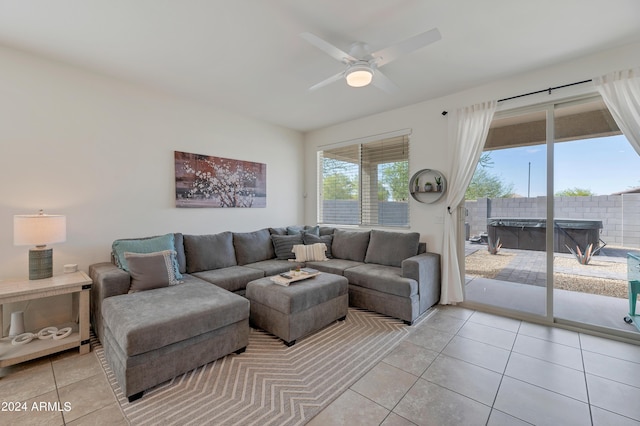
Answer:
[{"xmin": 291, "ymin": 243, "xmax": 328, "ymax": 262}]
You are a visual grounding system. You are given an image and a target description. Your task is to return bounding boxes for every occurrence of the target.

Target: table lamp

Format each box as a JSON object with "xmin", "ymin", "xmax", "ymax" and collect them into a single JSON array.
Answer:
[{"xmin": 14, "ymin": 210, "xmax": 67, "ymax": 280}]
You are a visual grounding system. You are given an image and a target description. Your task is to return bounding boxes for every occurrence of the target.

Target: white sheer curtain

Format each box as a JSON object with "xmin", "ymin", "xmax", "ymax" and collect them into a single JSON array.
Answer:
[
  {"xmin": 441, "ymin": 101, "xmax": 497, "ymax": 304},
  {"xmin": 593, "ymin": 67, "xmax": 640, "ymax": 155}
]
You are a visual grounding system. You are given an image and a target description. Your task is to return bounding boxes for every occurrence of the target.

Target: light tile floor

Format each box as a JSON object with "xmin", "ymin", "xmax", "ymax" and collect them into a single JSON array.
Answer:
[
  {"xmin": 0, "ymin": 346, "xmax": 126, "ymax": 425},
  {"xmin": 310, "ymin": 306, "xmax": 640, "ymax": 426},
  {"xmin": 2, "ymin": 305, "xmax": 640, "ymax": 425}
]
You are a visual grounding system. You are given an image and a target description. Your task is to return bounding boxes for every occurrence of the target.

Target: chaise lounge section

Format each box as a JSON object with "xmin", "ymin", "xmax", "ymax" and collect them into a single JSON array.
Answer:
[{"xmin": 101, "ymin": 275, "xmax": 249, "ymax": 402}]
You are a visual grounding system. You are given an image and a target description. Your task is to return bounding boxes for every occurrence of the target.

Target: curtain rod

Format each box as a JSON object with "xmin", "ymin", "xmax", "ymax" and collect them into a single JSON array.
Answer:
[
  {"xmin": 441, "ymin": 78, "xmax": 593, "ymax": 115},
  {"xmin": 496, "ymin": 78, "xmax": 593, "ymax": 103}
]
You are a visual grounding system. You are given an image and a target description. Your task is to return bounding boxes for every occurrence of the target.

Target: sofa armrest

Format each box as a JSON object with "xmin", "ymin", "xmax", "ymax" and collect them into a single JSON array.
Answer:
[
  {"xmin": 402, "ymin": 252, "xmax": 441, "ymax": 314},
  {"xmin": 88, "ymin": 262, "xmax": 131, "ymax": 342}
]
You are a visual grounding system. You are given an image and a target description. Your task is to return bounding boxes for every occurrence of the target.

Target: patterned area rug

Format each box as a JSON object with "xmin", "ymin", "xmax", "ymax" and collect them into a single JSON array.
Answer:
[{"xmin": 95, "ymin": 308, "xmax": 431, "ymax": 425}]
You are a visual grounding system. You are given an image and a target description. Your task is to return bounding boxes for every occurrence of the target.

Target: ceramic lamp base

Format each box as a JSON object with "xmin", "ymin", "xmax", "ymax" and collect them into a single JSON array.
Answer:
[
  {"xmin": 29, "ymin": 247, "xmax": 53, "ymax": 280},
  {"xmin": 9, "ymin": 311, "xmax": 25, "ymax": 337}
]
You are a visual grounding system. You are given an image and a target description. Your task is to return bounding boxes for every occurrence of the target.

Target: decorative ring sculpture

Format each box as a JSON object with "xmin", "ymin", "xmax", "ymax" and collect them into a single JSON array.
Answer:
[
  {"xmin": 52, "ymin": 327, "xmax": 72, "ymax": 340},
  {"xmin": 11, "ymin": 326, "xmax": 73, "ymax": 345},
  {"xmin": 11, "ymin": 332, "xmax": 35, "ymax": 345},
  {"xmin": 37, "ymin": 326, "xmax": 59, "ymax": 339}
]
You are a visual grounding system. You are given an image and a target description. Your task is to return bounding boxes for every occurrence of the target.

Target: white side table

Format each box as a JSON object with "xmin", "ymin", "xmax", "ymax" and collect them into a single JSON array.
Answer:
[{"xmin": 0, "ymin": 271, "xmax": 92, "ymax": 368}]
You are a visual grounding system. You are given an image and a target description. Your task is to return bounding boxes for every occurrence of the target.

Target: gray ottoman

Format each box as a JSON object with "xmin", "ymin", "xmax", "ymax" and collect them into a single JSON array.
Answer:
[{"xmin": 246, "ymin": 272, "xmax": 348, "ymax": 346}]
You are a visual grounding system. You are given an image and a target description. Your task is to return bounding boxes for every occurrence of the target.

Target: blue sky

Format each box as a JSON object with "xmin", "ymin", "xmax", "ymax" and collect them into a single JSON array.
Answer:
[{"xmin": 485, "ymin": 135, "xmax": 640, "ymax": 197}]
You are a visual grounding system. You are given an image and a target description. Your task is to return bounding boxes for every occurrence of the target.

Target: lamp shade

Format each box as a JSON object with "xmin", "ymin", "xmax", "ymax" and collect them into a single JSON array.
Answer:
[
  {"xmin": 346, "ymin": 66, "xmax": 373, "ymax": 88},
  {"xmin": 14, "ymin": 212, "xmax": 66, "ymax": 247}
]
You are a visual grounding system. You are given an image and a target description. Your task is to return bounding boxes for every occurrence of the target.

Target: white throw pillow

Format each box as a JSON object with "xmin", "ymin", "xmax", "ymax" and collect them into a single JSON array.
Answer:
[{"xmin": 291, "ymin": 243, "xmax": 328, "ymax": 262}]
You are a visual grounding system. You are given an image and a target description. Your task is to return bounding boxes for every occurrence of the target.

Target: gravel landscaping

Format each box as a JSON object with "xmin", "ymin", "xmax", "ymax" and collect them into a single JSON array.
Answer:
[
  {"xmin": 465, "ymin": 248, "xmax": 629, "ymax": 299},
  {"xmin": 465, "ymin": 250, "xmax": 515, "ymax": 279}
]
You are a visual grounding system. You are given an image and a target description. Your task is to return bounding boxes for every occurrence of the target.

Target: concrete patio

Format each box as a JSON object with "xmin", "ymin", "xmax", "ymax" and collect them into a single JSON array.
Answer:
[{"xmin": 463, "ymin": 242, "xmax": 640, "ymax": 339}]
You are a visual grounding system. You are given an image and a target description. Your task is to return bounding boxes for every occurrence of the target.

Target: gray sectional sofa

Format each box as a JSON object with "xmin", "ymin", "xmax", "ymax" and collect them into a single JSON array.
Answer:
[{"xmin": 89, "ymin": 226, "xmax": 440, "ymax": 401}]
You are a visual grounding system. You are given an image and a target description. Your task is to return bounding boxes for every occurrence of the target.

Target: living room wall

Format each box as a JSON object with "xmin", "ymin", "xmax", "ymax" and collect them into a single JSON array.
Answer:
[
  {"xmin": 0, "ymin": 45, "xmax": 304, "ymax": 283},
  {"xmin": 303, "ymin": 41, "xmax": 640, "ymax": 255}
]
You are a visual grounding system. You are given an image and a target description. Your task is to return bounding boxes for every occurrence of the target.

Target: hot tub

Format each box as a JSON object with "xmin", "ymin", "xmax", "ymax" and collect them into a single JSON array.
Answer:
[{"xmin": 487, "ymin": 218, "xmax": 603, "ymax": 254}]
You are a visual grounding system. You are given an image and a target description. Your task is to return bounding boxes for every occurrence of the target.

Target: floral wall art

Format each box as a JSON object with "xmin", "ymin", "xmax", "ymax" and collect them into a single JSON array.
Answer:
[{"xmin": 175, "ymin": 151, "xmax": 266, "ymax": 208}]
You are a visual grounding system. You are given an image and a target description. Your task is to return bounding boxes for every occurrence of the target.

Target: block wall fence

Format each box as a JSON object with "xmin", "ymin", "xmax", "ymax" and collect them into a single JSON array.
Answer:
[{"xmin": 465, "ymin": 194, "xmax": 640, "ymax": 249}]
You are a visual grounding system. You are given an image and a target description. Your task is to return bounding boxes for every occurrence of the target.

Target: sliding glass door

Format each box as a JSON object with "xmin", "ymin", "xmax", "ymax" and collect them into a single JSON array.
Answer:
[
  {"xmin": 464, "ymin": 107, "xmax": 549, "ymax": 319},
  {"xmin": 464, "ymin": 95, "xmax": 640, "ymax": 335},
  {"xmin": 552, "ymin": 98, "xmax": 640, "ymax": 333}
]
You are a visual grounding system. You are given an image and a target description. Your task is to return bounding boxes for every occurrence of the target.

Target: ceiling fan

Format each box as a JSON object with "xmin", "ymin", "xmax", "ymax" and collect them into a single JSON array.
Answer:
[{"xmin": 300, "ymin": 28, "xmax": 441, "ymax": 92}]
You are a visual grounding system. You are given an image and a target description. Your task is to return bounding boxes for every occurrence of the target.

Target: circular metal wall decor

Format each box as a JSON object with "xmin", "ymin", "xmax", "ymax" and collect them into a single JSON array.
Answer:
[{"xmin": 409, "ymin": 169, "xmax": 447, "ymax": 203}]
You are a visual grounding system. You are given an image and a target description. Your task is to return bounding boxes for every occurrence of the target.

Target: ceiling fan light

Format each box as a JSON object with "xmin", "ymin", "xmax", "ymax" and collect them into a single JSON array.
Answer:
[{"xmin": 346, "ymin": 67, "xmax": 373, "ymax": 87}]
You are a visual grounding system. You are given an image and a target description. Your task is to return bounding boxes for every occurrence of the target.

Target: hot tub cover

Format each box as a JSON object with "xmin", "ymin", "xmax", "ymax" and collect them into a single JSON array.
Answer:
[{"xmin": 488, "ymin": 218, "xmax": 602, "ymax": 230}]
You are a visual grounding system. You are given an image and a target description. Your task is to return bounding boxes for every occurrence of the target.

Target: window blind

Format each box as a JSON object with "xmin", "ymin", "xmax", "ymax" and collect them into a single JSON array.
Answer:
[{"xmin": 318, "ymin": 134, "xmax": 409, "ymax": 227}]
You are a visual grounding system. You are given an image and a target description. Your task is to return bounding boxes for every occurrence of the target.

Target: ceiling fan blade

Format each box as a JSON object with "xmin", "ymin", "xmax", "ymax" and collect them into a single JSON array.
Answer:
[
  {"xmin": 372, "ymin": 69, "xmax": 398, "ymax": 93},
  {"xmin": 300, "ymin": 32, "xmax": 357, "ymax": 63},
  {"xmin": 373, "ymin": 28, "xmax": 441, "ymax": 67},
  {"xmin": 308, "ymin": 71, "xmax": 345, "ymax": 91}
]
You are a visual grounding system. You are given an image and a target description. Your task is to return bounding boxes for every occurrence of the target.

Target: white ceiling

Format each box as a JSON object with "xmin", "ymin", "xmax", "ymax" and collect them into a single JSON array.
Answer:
[{"xmin": 1, "ymin": 1, "xmax": 639, "ymax": 132}]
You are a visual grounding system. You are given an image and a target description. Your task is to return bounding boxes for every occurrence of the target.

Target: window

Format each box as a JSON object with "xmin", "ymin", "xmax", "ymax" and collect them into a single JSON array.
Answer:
[{"xmin": 318, "ymin": 132, "xmax": 410, "ymax": 227}]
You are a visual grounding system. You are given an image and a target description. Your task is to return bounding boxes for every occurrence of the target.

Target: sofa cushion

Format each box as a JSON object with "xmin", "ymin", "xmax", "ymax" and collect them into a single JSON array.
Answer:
[
  {"xmin": 101, "ymin": 278, "xmax": 249, "ymax": 357},
  {"xmin": 344, "ymin": 264, "xmax": 418, "ymax": 298},
  {"xmin": 112, "ymin": 233, "xmax": 183, "ymax": 279},
  {"xmin": 244, "ymin": 259, "xmax": 304, "ymax": 276},
  {"xmin": 192, "ymin": 265, "xmax": 264, "ymax": 293},
  {"xmin": 305, "ymin": 258, "xmax": 364, "ymax": 275},
  {"xmin": 125, "ymin": 250, "xmax": 180, "ymax": 292},
  {"xmin": 331, "ymin": 229, "xmax": 370, "ymax": 262},
  {"xmin": 184, "ymin": 232, "xmax": 236, "ymax": 273},
  {"xmin": 365, "ymin": 230, "xmax": 420, "ymax": 267},
  {"xmin": 271, "ymin": 234, "xmax": 303, "ymax": 260},
  {"xmin": 233, "ymin": 228, "xmax": 275, "ymax": 265}
]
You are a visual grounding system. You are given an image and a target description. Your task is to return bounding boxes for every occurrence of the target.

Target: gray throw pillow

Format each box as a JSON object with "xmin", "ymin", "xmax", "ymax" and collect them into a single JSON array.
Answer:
[
  {"xmin": 303, "ymin": 225, "xmax": 320, "ymax": 236},
  {"xmin": 331, "ymin": 230, "xmax": 370, "ymax": 262},
  {"xmin": 302, "ymin": 232, "xmax": 334, "ymax": 258},
  {"xmin": 286, "ymin": 225, "xmax": 320, "ymax": 236},
  {"xmin": 286, "ymin": 225, "xmax": 304, "ymax": 235},
  {"xmin": 269, "ymin": 227, "xmax": 287, "ymax": 236},
  {"xmin": 364, "ymin": 230, "xmax": 420, "ymax": 267},
  {"xmin": 233, "ymin": 228, "xmax": 275, "ymax": 265},
  {"xmin": 184, "ymin": 232, "xmax": 237, "ymax": 273},
  {"xmin": 112, "ymin": 233, "xmax": 183, "ymax": 279},
  {"xmin": 319, "ymin": 226, "xmax": 336, "ymax": 236},
  {"xmin": 271, "ymin": 234, "xmax": 303, "ymax": 260},
  {"xmin": 125, "ymin": 250, "xmax": 180, "ymax": 293}
]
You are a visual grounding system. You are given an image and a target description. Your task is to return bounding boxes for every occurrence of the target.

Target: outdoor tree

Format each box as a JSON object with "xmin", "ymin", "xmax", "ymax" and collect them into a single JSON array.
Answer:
[
  {"xmin": 381, "ymin": 161, "xmax": 409, "ymax": 201},
  {"xmin": 377, "ymin": 183, "xmax": 390, "ymax": 201},
  {"xmin": 321, "ymin": 156, "xmax": 359, "ymax": 200},
  {"xmin": 555, "ymin": 187, "xmax": 596, "ymax": 197},
  {"xmin": 323, "ymin": 173, "xmax": 357, "ymax": 199},
  {"xmin": 465, "ymin": 153, "xmax": 515, "ymax": 200}
]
